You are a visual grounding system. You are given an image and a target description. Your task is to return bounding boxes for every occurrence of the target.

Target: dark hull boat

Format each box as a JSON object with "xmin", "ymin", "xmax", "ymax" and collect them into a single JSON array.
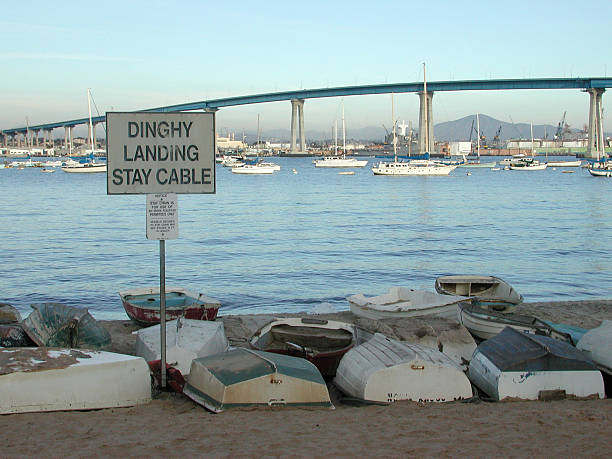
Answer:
[
  {"xmin": 249, "ymin": 317, "xmax": 355, "ymax": 378},
  {"xmin": 119, "ymin": 287, "xmax": 221, "ymax": 326}
]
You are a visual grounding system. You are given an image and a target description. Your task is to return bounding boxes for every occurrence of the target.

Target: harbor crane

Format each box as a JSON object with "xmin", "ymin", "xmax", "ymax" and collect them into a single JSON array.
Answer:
[{"xmin": 554, "ymin": 111, "xmax": 567, "ymax": 140}]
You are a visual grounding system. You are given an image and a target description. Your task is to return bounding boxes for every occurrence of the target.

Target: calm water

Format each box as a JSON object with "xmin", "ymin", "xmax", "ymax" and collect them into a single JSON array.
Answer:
[{"xmin": 1, "ymin": 156, "xmax": 611, "ymax": 320}]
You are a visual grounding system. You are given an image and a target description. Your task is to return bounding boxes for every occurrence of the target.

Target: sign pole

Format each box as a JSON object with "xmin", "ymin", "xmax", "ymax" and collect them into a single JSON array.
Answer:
[{"xmin": 160, "ymin": 239, "xmax": 167, "ymax": 389}]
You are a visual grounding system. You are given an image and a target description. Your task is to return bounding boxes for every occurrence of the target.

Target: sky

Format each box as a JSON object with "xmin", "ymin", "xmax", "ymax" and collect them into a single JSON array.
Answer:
[{"xmin": 2, "ymin": 0, "xmax": 611, "ymax": 138}]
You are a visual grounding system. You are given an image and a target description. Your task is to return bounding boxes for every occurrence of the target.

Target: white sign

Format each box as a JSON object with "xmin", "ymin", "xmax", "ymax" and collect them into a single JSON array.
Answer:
[
  {"xmin": 146, "ymin": 193, "xmax": 179, "ymax": 240},
  {"xmin": 106, "ymin": 112, "xmax": 216, "ymax": 195}
]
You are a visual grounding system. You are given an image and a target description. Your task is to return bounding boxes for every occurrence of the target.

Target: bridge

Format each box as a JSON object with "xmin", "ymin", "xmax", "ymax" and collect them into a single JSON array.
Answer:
[{"xmin": 3, "ymin": 77, "xmax": 612, "ymax": 158}]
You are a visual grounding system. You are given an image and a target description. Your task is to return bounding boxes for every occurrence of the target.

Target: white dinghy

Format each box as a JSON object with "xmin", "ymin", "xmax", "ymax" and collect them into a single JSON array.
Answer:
[
  {"xmin": 0, "ymin": 348, "xmax": 151, "ymax": 414},
  {"xmin": 347, "ymin": 287, "xmax": 467, "ymax": 320},
  {"xmin": 435, "ymin": 275, "xmax": 523, "ymax": 312},
  {"xmin": 334, "ymin": 334, "xmax": 472, "ymax": 403},
  {"xmin": 468, "ymin": 327, "xmax": 604, "ymax": 401},
  {"xmin": 135, "ymin": 317, "xmax": 229, "ymax": 376},
  {"xmin": 577, "ymin": 320, "xmax": 612, "ymax": 375}
]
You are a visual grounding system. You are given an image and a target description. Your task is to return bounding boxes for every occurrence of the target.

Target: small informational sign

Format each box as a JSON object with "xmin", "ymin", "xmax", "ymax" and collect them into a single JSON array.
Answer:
[
  {"xmin": 146, "ymin": 193, "xmax": 178, "ymax": 240},
  {"xmin": 106, "ymin": 111, "xmax": 215, "ymax": 195}
]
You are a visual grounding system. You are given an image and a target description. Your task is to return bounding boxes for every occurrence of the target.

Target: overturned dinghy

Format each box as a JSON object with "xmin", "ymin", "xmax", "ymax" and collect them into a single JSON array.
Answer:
[
  {"xmin": 184, "ymin": 348, "xmax": 333, "ymax": 413},
  {"xmin": 334, "ymin": 334, "xmax": 473, "ymax": 403},
  {"xmin": 0, "ymin": 348, "xmax": 151, "ymax": 414},
  {"xmin": 135, "ymin": 318, "xmax": 229, "ymax": 376},
  {"xmin": 249, "ymin": 317, "xmax": 355, "ymax": 378},
  {"xmin": 469, "ymin": 327, "xmax": 605, "ymax": 401},
  {"xmin": 577, "ymin": 320, "xmax": 612, "ymax": 375},
  {"xmin": 435, "ymin": 275, "xmax": 523, "ymax": 312},
  {"xmin": 347, "ymin": 287, "xmax": 467, "ymax": 320},
  {"xmin": 22, "ymin": 303, "xmax": 111, "ymax": 349}
]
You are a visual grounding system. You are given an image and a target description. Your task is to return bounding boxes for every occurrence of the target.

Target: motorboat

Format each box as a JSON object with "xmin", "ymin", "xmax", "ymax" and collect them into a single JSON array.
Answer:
[
  {"xmin": 0, "ymin": 348, "xmax": 151, "ymax": 414},
  {"xmin": 347, "ymin": 286, "xmax": 468, "ymax": 320},
  {"xmin": 372, "ymin": 159, "xmax": 457, "ymax": 176},
  {"xmin": 508, "ymin": 157, "xmax": 547, "ymax": 170},
  {"xmin": 119, "ymin": 286, "xmax": 221, "ymax": 325},
  {"xmin": 468, "ymin": 327, "xmax": 605, "ymax": 401},
  {"xmin": 314, "ymin": 156, "xmax": 368, "ymax": 168},
  {"xmin": 231, "ymin": 162, "xmax": 278, "ymax": 174},
  {"xmin": 184, "ymin": 348, "xmax": 333, "ymax": 413},
  {"xmin": 135, "ymin": 318, "xmax": 230, "ymax": 376},
  {"xmin": 547, "ymin": 159, "xmax": 582, "ymax": 167},
  {"xmin": 434, "ymin": 275, "xmax": 523, "ymax": 312},
  {"xmin": 333, "ymin": 333, "xmax": 473, "ymax": 403},
  {"xmin": 456, "ymin": 302, "xmax": 572, "ymax": 342},
  {"xmin": 577, "ymin": 320, "xmax": 612, "ymax": 375},
  {"xmin": 249, "ymin": 317, "xmax": 355, "ymax": 378}
]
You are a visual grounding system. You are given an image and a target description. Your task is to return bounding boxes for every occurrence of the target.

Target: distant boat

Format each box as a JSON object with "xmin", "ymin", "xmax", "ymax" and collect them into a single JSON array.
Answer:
[
  {"xmin": 508, "ymin": 157, "xmax": 547, "ymax": 170},
  {"xmin": 468, "ymin": 327, "xmax": 605, "ymax": 401},
  {"xmin": 338, "ymin": 171, "xmax": 355, "ymax": 175},
  {"xmin": 547, "ymin": 160, "xmax": 582, "ymax": 167},
  {"xmin": 334, "ymin": 333, "xmax": 473, "ymax": 404},
  {"xmin": 184, "ymin": 348, "xmax": 333, "ymax": 413},
  {"xmin": 249, "ymin": 317, "xmax": 355, "ymax": 378},
  {"xmin": 458, "ymin": 114, "xmax": 497, "ymax": 168},
  {"xmin": 119, "ymin": 287, "xmax": 221, "ymax": 325},
  {"xmin": 347, "ymin": 286, "xmax": 468, "ymax": 320},
  {"xmin": 435, "ymin": 274, "xmax": 523, "ymax": 312}
]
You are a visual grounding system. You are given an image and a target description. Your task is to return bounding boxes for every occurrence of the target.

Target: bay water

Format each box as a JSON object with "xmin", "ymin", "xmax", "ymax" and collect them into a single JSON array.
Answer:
[{"xmin": 1, "ymin": 156, "xmax": 610, "ymax": 320}]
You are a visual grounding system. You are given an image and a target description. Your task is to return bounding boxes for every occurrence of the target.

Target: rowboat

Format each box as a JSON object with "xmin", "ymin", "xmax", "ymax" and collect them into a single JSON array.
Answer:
[
  {"xmin": 184, "ymin": 348, "xmax": 333, "ymax": 413},
  {"xmin": 135, "ymin": 318, "xmax": 229, "ymax": 376},
  {"xmin": 468, "ymin": 327, "xmax": 604, "ymax": 401},
  {"xmin": 249, "ymin": 317, "xmax": 355, "ymax": 378},
  {"xmin": 577, "ymin": 320, "xmax": 612, "ymax": 375},
  {"xmin": 334, "ymin": 333, "xmax": 473, "ymax": 403},
  {"xmin": 347, "ymin": 287, "xmax": 468, "ymax": 320},
  {"xmin": 119, "ymin": 287, "xmax": 221, "ymax": 325},
  {"xmin": 0, "ymin": 323, "xmax": 35, "ymax": 347},
  {"xmin": 435, "ymin": 274, "xmax": 523, "ymax": 312},
  {"xmin": 457, "ymin": 302, "xmax": 572, "ymax": 342},
  {"xmin": 0, "ymin": 348, "xmax": 151, "ymax": 414}
]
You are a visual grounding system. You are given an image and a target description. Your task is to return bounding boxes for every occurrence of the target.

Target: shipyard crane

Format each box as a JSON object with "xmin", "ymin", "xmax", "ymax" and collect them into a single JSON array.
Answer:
[{"xmin": 554, "ymin": 111, "xmax": 567, "ymax": 140}]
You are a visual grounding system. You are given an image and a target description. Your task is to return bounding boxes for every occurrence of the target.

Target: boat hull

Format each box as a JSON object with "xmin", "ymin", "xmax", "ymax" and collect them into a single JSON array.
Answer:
[
  {"xmin": 372, "ymin": 161, "xmax": 457, "ymax": 176},
  {"xmin": 119, "ymin": 287, "xmax": 220, "ymax": 325},
  {"xmin": 435, "ymin": 274, "xmax": 523, "ymax": 311},
  {"xmin": 0, "ymin": 348, "xmax": 151, "ymax": 414},
  {"xmin": 61, "ymin": 164, "xmax": 107, "ymax": 173},
  {"xmin": 577, "ymin": 320, "xmax": 612, "ymax": 375}
]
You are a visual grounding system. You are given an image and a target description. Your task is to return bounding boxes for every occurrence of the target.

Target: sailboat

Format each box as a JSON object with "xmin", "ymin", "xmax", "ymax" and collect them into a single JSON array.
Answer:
[
  {"xmin": 62, "ymin": 89, "xmax": 107, "ymax": 174},
  {"xmin": 588, "ymin": 104, "xmax": 612, "ymax": 177},
  {"xmin": 459, "ymin": 114, "xmax": 497, "ymax": 168},
  {"xmin": 509, "ymin": 122, "xmax": 547, "ymax": 170},
  {"xmin": 372, "ymin": 64, "xmax": 458, "ymax": 176},
  {"xmin": 232, "ymin": 114, "xmax": 280, "ymax": 174},
  {"xmin": 314, "ymin": 101, "xmax": 368, "ymax": 168}
]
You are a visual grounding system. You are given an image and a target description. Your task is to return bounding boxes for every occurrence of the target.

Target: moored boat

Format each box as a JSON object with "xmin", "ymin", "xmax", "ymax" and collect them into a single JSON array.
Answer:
[
  {"xmin": 435, "ymin": 274, "xmax": 523, "ymax": 312},
  {"xmin": 457, "ymin": 302, "xmax": 572, "ymax": 342},
  {"xmin": 334, "ymin": 333, "xmax": 473, "ymax": 403},
  {"xmin": 183, "ymin": 348, "xmax": 333, "ymax": 413},
  {"xmin": 577, "ymin": 320, "xmax": 612, "ymax": 375},
  {"xmin": 119, "ymin": 287, "xmax": 221, "ymax": 325},
  {"xmin": 0, "ymin": 348, "xmax": 152, "ymax": 414},
  {"xmin": 347, "ymin": 286, "xmax": 468, "ymax": 320},
  {"xmin": 135, "ymin": 317, "xmax": 229, "ymax": 376},
  {"xmin": 249, "ymin": 317, "xmax": 355, "ymax": 378},
  {"xmin": 468, "ymin": 327, "xmax": 605, "ymax": 401}
]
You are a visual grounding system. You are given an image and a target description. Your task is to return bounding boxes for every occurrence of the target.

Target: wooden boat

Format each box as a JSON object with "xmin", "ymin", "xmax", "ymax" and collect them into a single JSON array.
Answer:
[
  {"xmin": 135, "ymin": 318, "xmax": 229, "ymax": 376},
  {"xmin": 0, "ymin": 348, "xmax": 151, "ymax": 414},
  {"xmin": 334, "ymin": 334, "xmax": 473, "ymax": 403},
  {"xmin": 347, "ymin": 287, "xmax": 468, "ymax": 320},
  {"xmin": 119, "ymin": 287, "xmax": 221, "ymax": 325},
  {"xmin": 0, "ymin": 323, "xmax": 36, "ymax": 347},
  {"xmin": 577, "ymin": 320, "xmax": 612, "ymax": 375},
  {"xmin": 22, "ymin": 303, "xmax": 111, "ymax": 349},
  {"xmin": 183, "ymin": 348, "xmax": 333, "ymax": 413},
  {"xmin": 435, "ymin": 274, "xmax": 523, "ymax": 311},
  {"xmin": 457, "ymin": 302, "xmax": 572, "ymax": 342},
  {"xmin": 468, "ymin": 327, "xmax": 605, "ymax": 401},
  {"xmin": 249, "ymin": 317, "xmax": 355, "ymax": 378}
]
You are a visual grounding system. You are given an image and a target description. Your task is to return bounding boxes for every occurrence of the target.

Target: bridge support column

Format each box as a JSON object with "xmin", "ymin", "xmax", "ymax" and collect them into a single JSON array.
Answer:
[
  {"xmin": 290, "ymin": 99, "xmax": 306, "ymax": 153},
  {"xmin": 33, "ymin": 129, "xmax": 40, "ymax": 146},
  {"xmin": 417, "ymin": 91, "xmax": 434, "ymax": 154},
  {"xmin": 586, "ymin": 88, "xmax": 605, "ymax": 160},
  {"xmin": 45, "ymin": 129, "xmax": 53, "ymax": 149}
]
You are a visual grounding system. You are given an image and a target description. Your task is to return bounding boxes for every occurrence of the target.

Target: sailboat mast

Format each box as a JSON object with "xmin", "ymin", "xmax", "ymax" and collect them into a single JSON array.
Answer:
[
  {"xmin": 477, "ymin": 113, "xmax": 481, "ymax": 158},
  {"xmin": 392, "ymin": 93, "xmax": 397, "ymax": 162},
  {"xmin": 342, "ymin": 100, "xmax": 346, "ymax": 157},
  {"xmin": 334, "ymin": 120, "xmax": 338, "ymax": 155},
  {"xmin": 530, "ymin": 122, "xmax": 534, "ymax": 156},
  {"xmin": 423, "ymin": 63, "xmax": 429, "ymax": 153},
  {"xmin": 87, "ymin": 89, "xmax": 94, "ymax": 153},
  {"xmin": 256, "ymin": 113, "xmax": 260, "ymax": 157}
]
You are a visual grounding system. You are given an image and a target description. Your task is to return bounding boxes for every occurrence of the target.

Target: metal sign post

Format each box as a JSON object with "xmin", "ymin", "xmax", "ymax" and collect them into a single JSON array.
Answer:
[{"xmin": 106, "ymin": 111, "xmax": 216, "ymax": 391}]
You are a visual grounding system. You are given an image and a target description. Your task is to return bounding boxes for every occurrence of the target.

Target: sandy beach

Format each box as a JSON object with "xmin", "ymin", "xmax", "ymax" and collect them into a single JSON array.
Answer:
[{"xmin": 1, "ymin": 300, "xmax": 611, "ymax": 458}]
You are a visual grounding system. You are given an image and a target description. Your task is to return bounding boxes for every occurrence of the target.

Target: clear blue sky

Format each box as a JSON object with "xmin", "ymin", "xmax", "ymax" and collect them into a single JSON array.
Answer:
[{"xmin": 2, "ymin": 0, "xmax": 610, "ymax": 137}]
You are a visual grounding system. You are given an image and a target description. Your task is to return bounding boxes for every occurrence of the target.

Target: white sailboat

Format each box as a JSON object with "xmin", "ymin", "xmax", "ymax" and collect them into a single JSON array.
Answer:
[
  {"xmin": 588, "ymin": 103, "xmax": 612, "ymax": 177},
  {"xmin": 232, "ymin": 114, "xmax": 280, "ymax": 174},
  {"xmin": 372, "ymin": 64, "xmax": 457, "ymax": 176},
  {"xmin": 459, "ymin": 114, "xmax": 497, "ymax": 168},
  {"xmin": 509, "ymin": 122, "xmax": 547, "ymax": 170},
  {"xmin": 62, "ymin": 89, "xmax": 107, "ymax": 174},
  {"xmin": 314, "ymin": 101, "xmax": 368, "ymax": 168}
]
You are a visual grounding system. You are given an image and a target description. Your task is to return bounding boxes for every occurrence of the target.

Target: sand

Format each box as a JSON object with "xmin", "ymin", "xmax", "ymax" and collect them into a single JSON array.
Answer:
[{"xmin": 1, "ymin": 300, "xmax": 611, "ymax": 458}]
